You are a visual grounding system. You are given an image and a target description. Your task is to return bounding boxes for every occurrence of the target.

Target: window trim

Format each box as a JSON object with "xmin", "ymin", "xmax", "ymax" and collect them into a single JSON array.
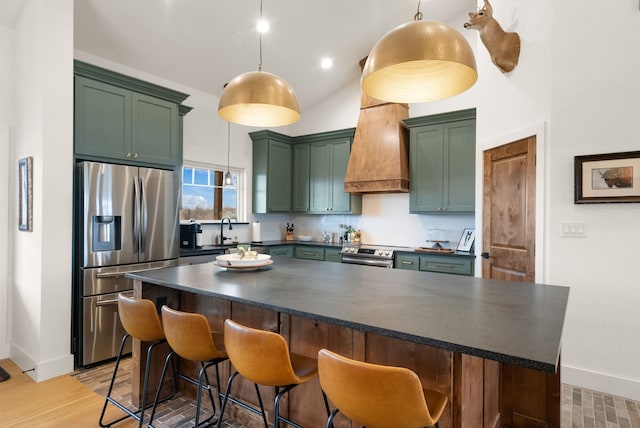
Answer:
[{"xmin": 181, "ymin": 160, "xmax": 246, "ymax": 223}]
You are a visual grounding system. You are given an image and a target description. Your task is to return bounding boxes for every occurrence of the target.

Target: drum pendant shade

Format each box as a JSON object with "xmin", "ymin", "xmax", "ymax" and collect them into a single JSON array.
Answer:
[
  {"xmin": 218, "ymin": 70, "xmax": 300, "ymax": 127},
  {"xmin": 362, "ymin": 20, "xmax": 478, "ymax": 103}
]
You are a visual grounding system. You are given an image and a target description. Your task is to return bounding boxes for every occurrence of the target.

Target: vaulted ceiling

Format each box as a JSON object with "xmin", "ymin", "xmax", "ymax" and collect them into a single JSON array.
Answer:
[{"xmin": 2, "ymin": 0, "xmax": 477, "ymax": 111}]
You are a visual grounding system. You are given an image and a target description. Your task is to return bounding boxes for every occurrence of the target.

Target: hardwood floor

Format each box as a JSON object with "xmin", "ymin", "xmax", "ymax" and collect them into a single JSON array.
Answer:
[{"xmin": 1, "ymin": 357, "xmax": 638, "ymax": 427}]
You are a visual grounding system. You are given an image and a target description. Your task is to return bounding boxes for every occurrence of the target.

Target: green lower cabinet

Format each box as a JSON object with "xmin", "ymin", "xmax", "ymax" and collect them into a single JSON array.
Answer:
[
  {"xmin": 294, "ymin": 246, "xmax": 325, "ymax": 261},
  {"xmin": 267, "ymin": 245, "xmax": 294, "ymax": 257},
  {"xmin": 419, "ymin": 255, "xmax": 474, "ymax": 276},
  {"xmin": 394, "ymin": 254, "xmax": 420, "ymax": 271},
  {"xmin": 324, "ymin": 248, "xmax": 342, "ymax": 263}
]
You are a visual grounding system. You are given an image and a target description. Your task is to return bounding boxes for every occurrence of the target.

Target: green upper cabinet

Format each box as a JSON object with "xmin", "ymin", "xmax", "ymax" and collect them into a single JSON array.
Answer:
[
  {"xmin": 292, "ymin": 143, "xmax": 310, "ymax": 212},
  {"xmin": 251, "ymin": 128, "xmax": 361, "ymax": 215},
  {"xmin": 250, "ymin": 130, "xmax": 293, "ymax": 213},
  {"xmin": 74, "ymin": 61, "xmax": 189, "ymax": 168},
  {"xmin": 405, "ymin": 109, "xmax": 476, "ymax": 214},
  {"xmin": 305, "ymin": 129, "xmax": 361, "ymax": 214},
  {"xmin": 131, "ymin": 93, "xmax": 179, "ymax": 165}
]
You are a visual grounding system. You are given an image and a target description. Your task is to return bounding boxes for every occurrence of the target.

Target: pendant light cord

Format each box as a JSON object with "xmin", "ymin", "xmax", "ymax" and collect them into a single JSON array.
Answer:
[
  {"xmin": 227, "ymin": 121, "xmax": 231, "ymax": 171},
  {"xmin": 258, "ymin": 0, "xmax": 263, "ymax": 71},
  {"xmin": 414, "ymin": 0, "xmax": 423, "ymax": 21}
]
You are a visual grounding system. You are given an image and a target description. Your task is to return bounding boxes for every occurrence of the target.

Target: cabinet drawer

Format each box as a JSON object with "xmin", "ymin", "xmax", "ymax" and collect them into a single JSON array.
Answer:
[
  {"xmin": 395, "ymin": 254, "xmax": 420, "ymax": 271},
  {"xmin": 324, "ymin": 249, "xmax": 342, "ymax": 263},
  {"xmin": 420, "ymin": 255, "xmax": 474, "ymax": 276},
  {"xmin": 268, "ymin": 246, "xmax": 294, "ymax": 257},
  {"xmin": 294, "ymin": 246, "xmax": 325, "ymax": 261}
]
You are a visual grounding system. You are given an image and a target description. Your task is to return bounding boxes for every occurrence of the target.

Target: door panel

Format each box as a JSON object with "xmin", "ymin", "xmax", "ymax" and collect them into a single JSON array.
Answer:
[
  {"xmin": 80, "ymin": 162, "xmax": 138, "ymax": 267},
  {"xmin": 482, "ymin": 137, "xmax": 536, "ymax": 282},
  {"xmin": 138, "ymin": 167, "xmax": 180, "ymax": 262},
  {"xmin": 82, "ymin": 290, "xmax": 133, "ymax": 366}
]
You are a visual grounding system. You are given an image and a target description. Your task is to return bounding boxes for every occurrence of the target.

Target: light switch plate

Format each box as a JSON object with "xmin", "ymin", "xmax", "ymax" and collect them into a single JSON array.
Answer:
[{"xmin": 561, "ymin": 222, "xmax": 586, "ymax": 237}]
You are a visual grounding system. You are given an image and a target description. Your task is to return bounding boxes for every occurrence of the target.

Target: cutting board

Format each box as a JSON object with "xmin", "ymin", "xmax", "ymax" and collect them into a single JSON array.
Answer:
[{"xmin": 415, "ymin": 247, "xmax": 454, "ymax": 254}]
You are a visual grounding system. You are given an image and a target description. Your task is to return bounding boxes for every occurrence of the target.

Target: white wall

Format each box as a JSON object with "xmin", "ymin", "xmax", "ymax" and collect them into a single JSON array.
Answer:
[
  {"xmin": 548, "ymin": 0, "xmax": 640, "ymax": 400},
  {"xmin": 0, "ymin": 24, "xmax": 13, "ymax": 359},
  {"xmin": 9, "ymin": 0, "xmax": 74, "ymax": 381}
]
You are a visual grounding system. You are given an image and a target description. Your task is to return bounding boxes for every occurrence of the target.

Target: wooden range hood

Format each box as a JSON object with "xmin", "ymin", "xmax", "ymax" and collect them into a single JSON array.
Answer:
[{"xmin": 344, "ymin": 58, "xmax": 410, "ymax": 194}]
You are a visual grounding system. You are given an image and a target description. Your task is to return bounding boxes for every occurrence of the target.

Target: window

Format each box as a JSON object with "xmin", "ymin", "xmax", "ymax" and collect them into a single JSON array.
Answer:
[{"xmin": 180, "ymin": 164, "xmax": 243, "ymax": 222}]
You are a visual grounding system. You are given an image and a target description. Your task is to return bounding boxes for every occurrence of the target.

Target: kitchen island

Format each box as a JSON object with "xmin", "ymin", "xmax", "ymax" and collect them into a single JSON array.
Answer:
[{"xmin": 128, "ymin": 257, "xmax": 569, "ymax": 428}]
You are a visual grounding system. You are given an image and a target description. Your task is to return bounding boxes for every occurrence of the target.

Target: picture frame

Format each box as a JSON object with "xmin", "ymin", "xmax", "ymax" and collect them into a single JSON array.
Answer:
[
  {"xmin": 574, "ymin": 151, "xmax": 640, "ymax": 204},
  {"xmin": 18, "ymin": 156, "xmax": 33, "ymax": 232},
  {"xmin": 457, "ymin": 228, "xmax": 475, "ymax": 252}
]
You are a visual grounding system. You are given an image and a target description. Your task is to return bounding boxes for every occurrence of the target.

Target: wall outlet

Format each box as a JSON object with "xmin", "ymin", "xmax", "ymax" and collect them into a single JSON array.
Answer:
[{"xmin": 561, "ymin": 222, "xmax": 586, "ymax": 237}]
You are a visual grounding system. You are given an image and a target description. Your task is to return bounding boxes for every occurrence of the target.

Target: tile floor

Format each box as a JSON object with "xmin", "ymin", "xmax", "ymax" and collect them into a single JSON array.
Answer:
[{"xmin": 74, "ymin": 358, "xmax": 640, "ymax": 427}]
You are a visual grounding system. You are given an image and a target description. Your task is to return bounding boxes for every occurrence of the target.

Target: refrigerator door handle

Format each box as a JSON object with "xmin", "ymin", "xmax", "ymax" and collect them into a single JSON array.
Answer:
[
  {"xmin": 140, "ymin": 176, "xmax": 148, "ymax": 252},
  {"xmin": 133, "ymin": 176, "xmax": 140, "ymax": 251}
]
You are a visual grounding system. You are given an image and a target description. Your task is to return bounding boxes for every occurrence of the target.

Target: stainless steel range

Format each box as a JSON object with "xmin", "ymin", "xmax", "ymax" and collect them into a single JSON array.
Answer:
[{"xmin": 340, "ymin": 244, "xmax": 395, "ymax": 268}]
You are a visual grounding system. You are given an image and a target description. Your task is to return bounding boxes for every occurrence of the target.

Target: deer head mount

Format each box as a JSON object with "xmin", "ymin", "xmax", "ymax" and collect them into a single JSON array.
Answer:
[{"xmin": 464, "ymin": 0, "xmax": 520, "ymax": 73}]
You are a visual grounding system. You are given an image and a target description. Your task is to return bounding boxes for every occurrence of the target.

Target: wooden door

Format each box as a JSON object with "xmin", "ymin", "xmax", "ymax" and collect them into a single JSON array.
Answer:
[
  {"xmin": 482, "ymin": 137, "xmax": 536, "ymax": 282},
  {"xmin": 483, "ymin": 136, "xmax": 560, "ymax": 428}
]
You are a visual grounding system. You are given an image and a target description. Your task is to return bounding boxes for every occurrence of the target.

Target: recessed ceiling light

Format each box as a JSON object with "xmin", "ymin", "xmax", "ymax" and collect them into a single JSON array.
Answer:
[
  {"xmin": 321, "ymin": 58, "xmax": 333, "ymax": 69},
  {"xmin": 256, "ymin": 19, "xmax": 270, "ymax": 33}
]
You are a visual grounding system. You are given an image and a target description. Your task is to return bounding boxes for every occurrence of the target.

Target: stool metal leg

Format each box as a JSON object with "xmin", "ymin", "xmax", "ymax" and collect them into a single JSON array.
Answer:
[{"xmin": 99, "ymin": 335, "xmax": 169, "ymax": 428}]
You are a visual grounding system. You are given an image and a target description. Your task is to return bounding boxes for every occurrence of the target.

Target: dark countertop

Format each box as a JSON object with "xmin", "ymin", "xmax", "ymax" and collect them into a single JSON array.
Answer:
[
  {"xmin": 128, "ymin": 257, "xmax": 568, "ymax": 373},
  {"xmin": 180, "ymin": 240, "xmax": 475, "ymax": 258}
]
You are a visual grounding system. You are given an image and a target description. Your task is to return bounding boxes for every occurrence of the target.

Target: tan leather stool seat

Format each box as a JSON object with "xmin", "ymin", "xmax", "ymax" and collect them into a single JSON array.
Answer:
[
  {"xmin": 318, "ymin": 348, "xmax": 448, "ymax": 428},
  {"xmin": 148, "ymin": 306, "xmax": 228, "ymax": 428},
  {"xmin": 99, "ymin": 295, "xmax": 174, "ymax": 428},
  {"xmin": 216, "ymin": 319, "xmax": 329, "ymax": 428}
]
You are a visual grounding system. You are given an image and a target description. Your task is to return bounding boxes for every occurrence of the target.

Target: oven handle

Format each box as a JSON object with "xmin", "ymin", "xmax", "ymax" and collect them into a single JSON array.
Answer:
[{"xmin": 341, "ymin": 256, "xmax": 394, "ymax": 268}]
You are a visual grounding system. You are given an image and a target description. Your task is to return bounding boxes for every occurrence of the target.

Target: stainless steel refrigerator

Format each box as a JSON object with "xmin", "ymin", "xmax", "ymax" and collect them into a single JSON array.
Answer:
[{"xmin": 74, "ymin": 161, "xmax": 179, "ymax": 366}]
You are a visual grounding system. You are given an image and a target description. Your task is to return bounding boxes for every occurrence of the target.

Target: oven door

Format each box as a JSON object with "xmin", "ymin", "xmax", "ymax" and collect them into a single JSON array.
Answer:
[{"xmin": 341, "ymin": 255, "xmax": 394, "ymax": 268}]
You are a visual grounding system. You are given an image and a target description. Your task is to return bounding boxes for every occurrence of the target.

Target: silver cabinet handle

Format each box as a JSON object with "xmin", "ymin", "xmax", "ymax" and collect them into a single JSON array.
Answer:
[
  {"xmin": 95, "ymin": 299, "xmax": 118, "ymax": 307},
  {"xmin": 402, "ymin": 260, "xmax": 414, "ymax": 265},
  {"xmin": 95, "ymin": 266, "xmax": 166, "ymax": 279}
]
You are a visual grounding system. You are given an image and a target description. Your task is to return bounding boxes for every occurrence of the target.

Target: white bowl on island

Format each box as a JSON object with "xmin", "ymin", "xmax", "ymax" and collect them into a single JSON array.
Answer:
[
  {"xmin": 297, "ymin": 235, "xmax": 313, "ymax": 241},
  {"xmin": 216, "ymin": 253, "xmax": 271, "ymax": 267}
]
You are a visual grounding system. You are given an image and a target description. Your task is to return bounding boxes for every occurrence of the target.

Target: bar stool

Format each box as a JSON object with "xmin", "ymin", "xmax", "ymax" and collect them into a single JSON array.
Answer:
[
  {"xmin": 148, "ymin": 305, "xmax": 228, "ymax": 428},
  {"xmin": 216, "ymin": 319, "xmax": 329, "ymax": 428},
  {"xmin": 318, "ymin": 349, "xmax": 448, "ymax": 428},
  {"xmin": 99, "ymin": 294, "xmax": 175, "ymax": 428}
]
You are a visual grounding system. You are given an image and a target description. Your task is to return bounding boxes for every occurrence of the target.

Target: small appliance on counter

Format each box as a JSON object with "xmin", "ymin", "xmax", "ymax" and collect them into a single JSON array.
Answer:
[{"xmin": 180, "ymin": 221, "xmax": 203, "ymax": 249}]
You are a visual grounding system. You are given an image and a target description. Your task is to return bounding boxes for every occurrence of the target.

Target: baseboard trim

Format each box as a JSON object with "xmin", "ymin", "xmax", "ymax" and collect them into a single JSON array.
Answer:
[
  {"xmin": 562, "ymin": 364, "xmax": 640, "ymax": 401},
  {"xmin": 10, "ymin": 343, "xmax": 74, "ymax": 382}
]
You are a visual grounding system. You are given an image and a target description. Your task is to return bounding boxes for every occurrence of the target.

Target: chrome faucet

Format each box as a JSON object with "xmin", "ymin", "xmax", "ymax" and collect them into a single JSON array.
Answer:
[{"xmin": 220, "ymin": 217, "xmax": 233, "ymax": 245}]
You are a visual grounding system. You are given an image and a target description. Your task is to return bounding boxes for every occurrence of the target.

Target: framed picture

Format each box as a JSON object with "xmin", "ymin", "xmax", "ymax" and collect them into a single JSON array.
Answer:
[
  {"xmin": 574, "ymin": 151, "xmax": 640, "ymax": 204},
  {"xmin": 18, "ymin": 156, "xmax": 33, "ymax": 232},
  {"xmin": 457, "ymin": 228, "xmax": 475, "ymax": 252}
]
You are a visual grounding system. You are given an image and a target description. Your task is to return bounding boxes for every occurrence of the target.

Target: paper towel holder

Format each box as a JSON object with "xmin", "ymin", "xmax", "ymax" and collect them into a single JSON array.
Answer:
[{"xmin": 251, "ymin": 221, "xmax": 263, "ymax": 244}]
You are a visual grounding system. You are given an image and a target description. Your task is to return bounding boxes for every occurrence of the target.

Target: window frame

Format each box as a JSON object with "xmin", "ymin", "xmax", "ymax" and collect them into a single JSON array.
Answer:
[{"xmin": 180, "ymin": 160, "xmax": 246, "ymax": 223}]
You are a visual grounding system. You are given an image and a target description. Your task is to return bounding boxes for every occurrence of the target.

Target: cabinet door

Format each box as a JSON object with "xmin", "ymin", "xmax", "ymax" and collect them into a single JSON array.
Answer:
[
  {"xmin": 330, "ymin": 138, "xmax": 352, "ymax": 213},
  {"xmin": 410, "ymin": 125, "xmax": 445, "ymax": 212},
  {"xmin": 309, "ymin": 143, "xmax": 332, "ymax": 212},
  {"xmin": 409, "ymin": 120, "xmax": 475, "ymax": 213},
  {"xmin": 395, "ymin": 254, "xmax": 420, "ymax": 270},
  {"xmin": 292, "ymin": 143, "xmax": 310, "ymax": 212},
  {"xmin": 75, "ymin": 76, "xmax": 132, "ymax": 160},
  {"xmin": 268, "ymin": 245, "xmax": 294, "ymax": 257},
  {"xmin": 132, "ymin": 93, "xmax": 179, "ymax": 166},
  {"xmin": 267, "ymin": 140, "xmax": 292, "ymax": 212},
  {"xmin": 324, "ymin": 248, "xmax": 342, "ymax": 263},
  {"xmin": 444, "ymin": 120, "xmax": 475, "ymax": 212},
  {"xmin": 420, "ymin": 255, "xmax": 474, "ymax": 276},
  {"xmin": 294, "ymin": 246, "xmax": 325, "ymax": 261}
]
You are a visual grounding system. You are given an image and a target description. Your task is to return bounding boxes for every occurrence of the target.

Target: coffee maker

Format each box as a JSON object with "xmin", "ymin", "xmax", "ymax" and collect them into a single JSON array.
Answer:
[{"xmin": 180, "ymin": 221, "xmax": 203, "ymax": 249}]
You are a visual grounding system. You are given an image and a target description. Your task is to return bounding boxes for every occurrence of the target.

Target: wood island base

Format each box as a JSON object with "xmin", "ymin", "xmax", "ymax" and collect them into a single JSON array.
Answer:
[{"xmin": 132, "ymin": 281, "xmax": 560, "ymax": 428}]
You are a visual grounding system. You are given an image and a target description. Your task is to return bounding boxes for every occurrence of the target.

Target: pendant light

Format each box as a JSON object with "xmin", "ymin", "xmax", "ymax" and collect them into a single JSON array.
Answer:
[
  {"xmin": 361, "ymin": 0, "xmax": 477, "ymax": 103},
  {"xmin": 224, "ymin": 121, "xmax": 233, "ymax": 186},
  {"xmin": 218, "ymin": 0, "xmax": 300, "ymax": 127}
]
